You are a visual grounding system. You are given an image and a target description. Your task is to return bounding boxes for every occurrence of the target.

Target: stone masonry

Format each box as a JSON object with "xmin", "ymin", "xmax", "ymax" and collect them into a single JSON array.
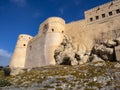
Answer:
[{"xmin": 10, "ymin": 0, "xmax": 120, "ymax": 68}]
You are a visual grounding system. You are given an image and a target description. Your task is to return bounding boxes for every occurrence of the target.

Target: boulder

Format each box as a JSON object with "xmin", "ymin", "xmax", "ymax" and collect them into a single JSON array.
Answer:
[
  {"xmin": 114, "ymin": 37, "xmax": 120, "ymax": 45},
  {"xmin": 10, "ymin": 68, "xmax": 25, "ymax": 76},
  {"xmin": 71, "ymin": 59, "xmax": 78, "ymax": 65},
  {"xmin": 103, "ymin": 40, "xmax": 117, "ymax": 48},
  {"xmin": 90, "ymin": 55, "xmax": 106, "ymax": 67},
  {"xmin": 79, "ymin": 55, "xmax": 89, "ymax": 65},
  {"xmin": 115, "ymin": 45, "xmax": 120, "ymax": 62},
  {"xmin": 93, "ymin": 44, "xmax": 114, "ymax": 61},
  {"xmin": 114, "ymin": 63, "xmax": 120, "ymax": 68},
  {"xmin": 91, "ymin": 55, "xmax": 105, "ymax": 63}
]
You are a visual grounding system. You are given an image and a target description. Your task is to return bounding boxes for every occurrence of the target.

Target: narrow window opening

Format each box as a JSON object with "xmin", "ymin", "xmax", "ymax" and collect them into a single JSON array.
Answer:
[
  {"xmin": 116, "ymin": 9, "xmax": 120, "ymax": 14},
  {"xmin": 102, "ymin": 14, "xmax": 105, "ymax": 18},
  {"xmin": 95, "ymin": 16, "xmax": 99, "ymax": 20},
  {"xmin": 62, "ymin": 31, "xmax": 64, "ymax": 33},
  {"xmin": 90, "ymin": 18, "xmax": 93, "ymax": 22},
  {"xmin": 23, "ymin": 44, "xmax": 26, "ymax": 46},
  {"xmin": 109, "ymin": 11, "xmax": 113, "ymax": 16},
  {"xmin": 52, "ymin": 28, "xmax": 54, "ymax": 32}
]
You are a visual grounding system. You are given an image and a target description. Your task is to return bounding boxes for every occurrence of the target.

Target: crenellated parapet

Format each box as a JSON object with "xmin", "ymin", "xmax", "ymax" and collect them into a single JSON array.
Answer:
[{"xmin": 38, "ymin": 17, "xmax": 65, "ymax": 34}]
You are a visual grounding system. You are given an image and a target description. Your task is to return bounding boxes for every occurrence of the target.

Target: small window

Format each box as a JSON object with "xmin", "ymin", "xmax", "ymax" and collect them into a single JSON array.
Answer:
[
  {"xmin": 29, "ymin": 37, "xmax": 31, "ymax": 39},
  {"xmin": 95, "ymin": 16, "xmax": 99, "ymax": 20},
  {"xmin": 23, "ymin": 44, "xmax": 26, "ymax": 46},
  {"xmin": 109, "ymin": 11, "xmax": 113, "ymax": 16},
  {"xmin": 90, "ymin": 18, "xmax": 93, "ymax": 22},
  {"xmin": 52, "ymin": 28, "xmax": 54, "ymax": 32},
  {"xmin": 102, "ymin": 14, "xmax": 105, "ymax": 18},
  {"xmin": 62, "ymin": 31, "xmax": 64, "ymax": 33},
  {"xmin": 116, "ymin": 9, "xmax": 120, "ymax": 14}
]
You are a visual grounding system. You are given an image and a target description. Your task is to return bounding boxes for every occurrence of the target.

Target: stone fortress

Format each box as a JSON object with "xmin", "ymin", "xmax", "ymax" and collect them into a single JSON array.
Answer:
[{"xmin": 10, "ymin": 0, "xmax": 120, "ymax": 68}]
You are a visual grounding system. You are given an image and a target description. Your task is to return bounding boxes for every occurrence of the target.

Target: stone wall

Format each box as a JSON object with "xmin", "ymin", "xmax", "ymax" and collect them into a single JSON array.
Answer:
[
  {"xmin": 25, "ymin": 34, "xmax": 46, "ymax": 68},
  {"xmin": 85, "ymin": 0, "xmax": 120, "ymax": 24},
  {"xmin": 10, "ymin": 0, "xmax": 120, "ymax": 69},
  {"xmin": 25, "ymin": 17, "xmax": 65, "ymax": 68}
]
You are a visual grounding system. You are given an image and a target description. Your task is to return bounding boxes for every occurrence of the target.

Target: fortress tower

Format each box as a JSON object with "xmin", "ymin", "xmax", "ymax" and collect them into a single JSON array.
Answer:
[
  {"xmin": 43, "ymin": 17, "xmax": 65, "ymax": 65},
  {"xmin": 25, "ymin": 17, "xmax": 65, "ymax": 68},
  {"xmin": 10, "ymin": 34, "xmax": 33, "ymax": 68}
]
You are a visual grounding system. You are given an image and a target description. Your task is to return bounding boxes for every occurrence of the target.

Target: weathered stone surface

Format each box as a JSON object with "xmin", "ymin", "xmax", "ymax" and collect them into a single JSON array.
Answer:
[
  {"xmin": 10, "ymin": 68, "xmax": 25, "ymax": 76},
  {"xmin": 54, "ymin": 35, "xmax": 78, "ymax": 65},
  {"xmin": 79, "ymin": 55, "xmax": 89, "ymax": 65},
  {"xmin": 114, "ymin": 63, "xmax": 120, "ymax": 68},
  {"xmin": 93, "ymin": 44, "xmax": 114, "ymax": 61},
  {"xmin": 71, "ymin": 59, "xmax": 78, "ymax": 65},
  {"xmin": 54, "ymin": 35, "xmax": 89, "ymax": 65},
  {"xmin": 115, "ymin": 45, "xmax": 120, "ymax": 62},
  {"xmin": 91, "ymin": 55, "xmax": 104, "ymax": 63},
  {"xmin": 103, "ymin": 40, "xmax": 117, "ymax": 47},
  {"xmin": 91, "ymin": 55, "xmax": 106, "ymax": 67},
  {"xmin": 115, "ymin": 37, "xmax": 120, "ymax": 45}
]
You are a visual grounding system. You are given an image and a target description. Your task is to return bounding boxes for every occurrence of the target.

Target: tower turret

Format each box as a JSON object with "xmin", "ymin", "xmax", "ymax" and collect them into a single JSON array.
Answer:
[
  {"xmin": 41, "ymin": 17, "xmax": 65, "ymax": 65},
  {"xmin": 10, "ymin": 34, "xmax": 33, "ymax": 68}
]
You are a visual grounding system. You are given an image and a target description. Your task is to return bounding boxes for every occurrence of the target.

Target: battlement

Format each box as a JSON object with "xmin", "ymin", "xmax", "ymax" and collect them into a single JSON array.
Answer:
[
  {"xmin": 16, "ymin": 34, "xmax": 33, "ymax": 48},
  {"xmin": 38, "ymin": 17, "xmax": 65, "ymax": 34},
  {"xmin": 18, "ymin": 34, "xmax": 33, "ymax": 41},
  {"xmin": 85, "ymin": 0, "xmax": 120, "ymax": 24}
]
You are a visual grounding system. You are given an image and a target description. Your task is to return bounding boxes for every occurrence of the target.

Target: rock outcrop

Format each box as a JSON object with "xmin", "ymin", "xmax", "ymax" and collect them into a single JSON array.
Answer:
[
  {"xmin": 92, "ymin": 38, "xmax": 120, "ymax": 63},
  {"xmin": 54, "ymin": 35, "xmax": 88, "ymax": 65},
  {"xmin": 55, "ymin": 35, "xmax": 120, "ymax": 65}
]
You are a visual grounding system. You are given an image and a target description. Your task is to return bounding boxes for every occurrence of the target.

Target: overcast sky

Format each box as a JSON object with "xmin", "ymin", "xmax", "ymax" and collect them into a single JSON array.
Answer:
[{"xmin": 0, "ymin": 0, "xmax": 112, "ymax": 66}]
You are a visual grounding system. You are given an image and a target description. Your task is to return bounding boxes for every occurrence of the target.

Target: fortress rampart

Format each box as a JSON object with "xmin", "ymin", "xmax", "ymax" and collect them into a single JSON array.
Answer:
[
  {"xmin": 10, "ymin": 0, "xmax": 120, "ymax": 68},
  {"xmin": 24, "ymin": 17, "xmax": 65, "ymax": 68}
]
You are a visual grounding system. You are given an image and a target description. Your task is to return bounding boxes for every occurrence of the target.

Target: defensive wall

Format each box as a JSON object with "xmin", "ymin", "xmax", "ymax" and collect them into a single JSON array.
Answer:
[
  {"xmin": 10, "ymin": 0, "xmax": 120, "ymax": 68},
  {"xmin": 24, "ymin": 17, "xmax": 65, "ymax": 68}
]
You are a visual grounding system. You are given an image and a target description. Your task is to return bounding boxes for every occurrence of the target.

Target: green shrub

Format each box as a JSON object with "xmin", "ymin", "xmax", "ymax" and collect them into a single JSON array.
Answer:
[
  {"xmin": 0, "ymin": 66, "xmax": 3, "ymax": 71},
  {"xmin": 3, "ymin": 67, "xmax": 11, "ymax": 76},
  {"xmin": 0, "ymin": 79, "xmax": 11, "ymax": 87}
]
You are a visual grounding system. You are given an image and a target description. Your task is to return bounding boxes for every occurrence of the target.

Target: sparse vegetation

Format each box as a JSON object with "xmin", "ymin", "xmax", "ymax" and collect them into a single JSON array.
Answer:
[
  {"xmin": 0, "ymin": 79, "xmax": 11, "ymax": 87},
  {"xmin": 0, "ymin": 63, "xmax": 119, "ymax": 89},
  {"xmin": 3, "ymin": 67, "xmax": 11, "ymax": 76}
]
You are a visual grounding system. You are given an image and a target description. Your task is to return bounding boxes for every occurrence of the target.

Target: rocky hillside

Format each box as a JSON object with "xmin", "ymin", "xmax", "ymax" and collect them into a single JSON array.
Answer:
[
  {"xmin": 1, "ymin": 35, "xmax": 120, "ymax": 90},
  {"xmin": 0, "ymin": 61, "xmax": 120, "ymax": 90}
]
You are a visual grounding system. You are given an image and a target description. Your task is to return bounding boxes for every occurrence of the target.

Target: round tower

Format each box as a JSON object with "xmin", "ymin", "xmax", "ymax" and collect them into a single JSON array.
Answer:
[
  {"xmin": 42, "ymin": 17, "xmax": 65, "ymax": 65},
  {"xmin": 9, "ymin": 34, "xmax": 33, "ymax": 68}
]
